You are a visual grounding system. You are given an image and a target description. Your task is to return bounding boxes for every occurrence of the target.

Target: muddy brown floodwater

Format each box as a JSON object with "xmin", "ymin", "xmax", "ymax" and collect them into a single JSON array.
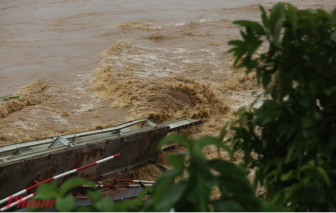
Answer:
[{"xmin": 0, "ymin": 0, "xmax": 335, "ymax": 174}]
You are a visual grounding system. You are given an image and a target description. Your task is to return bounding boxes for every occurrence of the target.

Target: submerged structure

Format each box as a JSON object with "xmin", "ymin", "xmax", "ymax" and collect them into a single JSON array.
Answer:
[{"xmin": 0, "ymin": 118, "xmax": 202, "ymax": 201}]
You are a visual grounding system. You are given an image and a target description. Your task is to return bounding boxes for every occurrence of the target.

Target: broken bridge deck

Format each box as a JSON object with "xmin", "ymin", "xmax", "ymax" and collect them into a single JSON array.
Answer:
[{"xmin": 0, "ymin": 118, "xmax": 202, "ymax": 201}]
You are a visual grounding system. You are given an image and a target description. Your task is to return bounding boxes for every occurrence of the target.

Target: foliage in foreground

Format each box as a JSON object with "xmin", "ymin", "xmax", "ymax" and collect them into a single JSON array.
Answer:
[
  {"xmin": 31, "ymin": 3, "xmax": 336, "ymax": 212},
  {"xmin": 229, "ymin": 3, "xmax": 336, "ymax": 211},
  {"xmin": 31, "ymin": 133, "xmax": 282, "ymax": 212}
]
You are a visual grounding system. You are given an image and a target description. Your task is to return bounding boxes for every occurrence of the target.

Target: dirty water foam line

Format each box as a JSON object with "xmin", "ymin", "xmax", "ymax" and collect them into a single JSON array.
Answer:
[{"xmin": 0, "ymin": 153, "xmax": 120, "ymax": 208}]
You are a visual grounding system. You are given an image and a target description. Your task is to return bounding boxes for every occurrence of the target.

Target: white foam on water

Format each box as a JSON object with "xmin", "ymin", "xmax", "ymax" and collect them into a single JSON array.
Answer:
[{"xmin": 75, "ymin": 98, "xmax": 102, "ymax": 115}]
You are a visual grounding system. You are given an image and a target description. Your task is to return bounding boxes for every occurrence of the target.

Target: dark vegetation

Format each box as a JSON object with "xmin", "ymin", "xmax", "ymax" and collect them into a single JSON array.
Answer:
[{"xmin": 31, "ymin": 3, "xmax": 336, "ymax": 212}]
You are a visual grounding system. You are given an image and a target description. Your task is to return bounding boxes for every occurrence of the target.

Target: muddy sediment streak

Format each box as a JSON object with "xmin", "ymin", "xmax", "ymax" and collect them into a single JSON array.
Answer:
[
  {"xmin": 91, "ymin": 38, "xmax": 258, "ymax": 138},
  {"xmin": 92, "ymin": 61, "xmax": 229, "ymax": 124},
  {"xmin": 94, "ymin": 76, "xmax": 229, "ymax": 123},
  {"xmin": 0, "ymin": 79, "xmax": 49, "ymax": 118}
]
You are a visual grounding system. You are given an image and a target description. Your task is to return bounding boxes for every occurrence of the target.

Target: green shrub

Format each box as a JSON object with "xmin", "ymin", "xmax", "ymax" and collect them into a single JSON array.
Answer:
[{"xmin": 229, "ymin": 3, "xmax": 336, "ymax": 211}]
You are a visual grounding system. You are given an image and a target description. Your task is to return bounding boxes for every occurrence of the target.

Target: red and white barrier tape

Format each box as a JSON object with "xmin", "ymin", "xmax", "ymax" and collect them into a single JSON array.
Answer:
[
  {"xmin": 114, "ymin": 179, "xmax": 155, "ymax": 184},
  {"xmin": 0, "ymin": 153, "xmax": 120, "ymax": 206}
]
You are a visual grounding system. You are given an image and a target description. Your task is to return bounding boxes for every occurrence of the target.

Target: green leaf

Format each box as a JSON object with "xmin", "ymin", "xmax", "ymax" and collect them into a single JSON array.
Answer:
[
  {"xmin": 228, "ymin": 40, "xmax": 245, "ymax": 46},
  {"xmin": 35, "ymin": 182, "xmax": 61, "ymax": 199},
  {"xmin": 212, "ymin": 199, "xmax": 246, "ymax": 212},
  {"xmin": 286, "ymin": 4, "xmax": 298, "ymax": 35},
  {"xmin": 113, "ymin": 199, "xmax": 141, "ymax": 212},
  {"xmin": 233, "ymin": 20, "xmax": 265, "ymax": 35},
  {"xmin": 256, "ymin": 100, "xmax": 278, "ymax": 125},
  {"xmin": 158, "ymin": 134, "xmax": 191, "ymax": 150},
  {"xmin": 154, "ymin": 181, "xmax": 188, "ymax": 211},
  {"xmin": 301, "ymin": 116, "xmax": 313, "ymax": 128},
  {"xmin": 299, "ymin": 96, "xmax": 310, "ymax": 107},
  {"xmin": 219, "ymin": 122, "xmax": 229, "ymax": 142},
  {"xmin": 270, "ymin": 2, "xmax": 285, "ymax": 26},
  {"xmin": 73, "ymin": 205, "xmax": 96, "ymax": 212},
  {"xmin": 197, "ymin": 131, "xmax": 233, "ymax": 158},
  {"xmin": 166, "ymin": 153, "xmax": 186, "ymax": 170},
  {"xmin": 332, "ymin": 8, "xmax": 336, "ymax": 19},
  {"xmin": 149, "ymin": 169, "xmax": 183, "ymax": 207},
  {"xmin": 261, "ymin": 72, "xmax": 272, "ymax": 89},
  {"xmin": 56, "ymin": 194, "xmax": 74, "ymax": 212},
  {"xmin": 285, "ymin": 145, "xmax": 295, "ymax": 164},
  {"xmin": 259, "ymin": 5, "xmax": 270, "ymax": 30},
  {"xmin": 261, "ymin": 198, "xmax": 285, "ymax": 211},
  {"xmin": 190, "ymin": 148, "xmax": 207, "ymax": 166},
  {"xmin": 317, "ymin": 167, "xmax": 331, "ymax": 187},
  {"xmin": 187, "ymin": 168, "xmax": 216, "ymax": 211},
  {"xmin": 273, "ymin": 17, "xmax": 283, "ymax": 45},
  {"xmin": 232, "ymin": 47, "xmax": 247, "ymax": 65},
  {"xmin": 87, "ymin": 190, "xmax": 102, "ymax": 202},
  {"xmin": 217, "ymin": 176, "xmax": 260, "ymax": 211},
  {"xmin": 208, "ymin": 160, "xmax": 251, "ymax": 187},
  {"xmin": 92, "ymin": 197, "xmax": 115, "ymax": 212},
  {"xmin": 280, "ymin": 170, "xmax": 294, "ymax": 181}
]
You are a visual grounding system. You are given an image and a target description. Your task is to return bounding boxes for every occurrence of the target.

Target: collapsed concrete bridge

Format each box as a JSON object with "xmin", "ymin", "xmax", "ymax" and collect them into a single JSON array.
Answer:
[{"xmin": 0, "ymin": 117, "xmax": 202, "ymax": 202}]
